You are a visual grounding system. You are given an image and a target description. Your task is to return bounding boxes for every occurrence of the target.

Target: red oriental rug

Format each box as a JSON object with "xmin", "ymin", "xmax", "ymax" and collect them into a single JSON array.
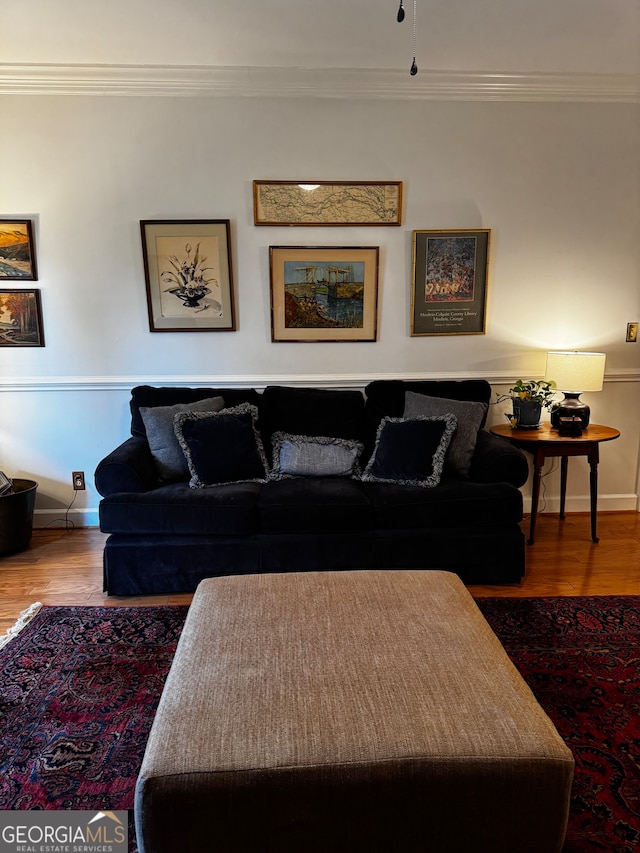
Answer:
[{"xmin": 1, "ymin": 596, "xmax": 639, "ymax": 852}]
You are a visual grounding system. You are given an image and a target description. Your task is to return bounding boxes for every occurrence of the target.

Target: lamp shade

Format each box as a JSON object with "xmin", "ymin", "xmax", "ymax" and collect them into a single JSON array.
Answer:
[{"xmin": 544, "ymin": 351, "xmax": 606, "ymax": 392}]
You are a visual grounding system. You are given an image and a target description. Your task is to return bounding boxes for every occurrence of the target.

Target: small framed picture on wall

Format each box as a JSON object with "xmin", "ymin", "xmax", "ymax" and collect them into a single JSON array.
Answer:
[
  {"xmin": 0, "ymin": 220, "xmax": 38, "ymax": 281},
  {"xmin": 0, "ymin": 289, "xmax": 45, "ymax": 347},
  {"xmin": 411, "ymin": 229, "xmax": 490, "ymax": 336},
  {"xmin": 141, "ymin": 220, "xmax": 236, "ymax": 332}
]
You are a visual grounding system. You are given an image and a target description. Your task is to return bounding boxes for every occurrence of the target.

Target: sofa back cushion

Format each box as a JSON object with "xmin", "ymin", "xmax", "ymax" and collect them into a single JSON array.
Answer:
[
  {"xmin": 403, "ymin": 391, "xmax": 488, "ymax": 477},
  {"xmin": 363, "ymin": 379, "xmax": 492, "ymax": 464},
  {"xmin": 130, "ymin": 385, "xmax": 262, "ymax": 438},
  {"xmin": 259, "ymin": 386, "xmax": 366, "ymax": 463}
]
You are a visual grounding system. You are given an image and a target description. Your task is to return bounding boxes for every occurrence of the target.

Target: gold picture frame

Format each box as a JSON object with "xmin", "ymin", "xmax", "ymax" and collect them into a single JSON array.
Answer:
[
  {"xmin": 254, "ymin": 181, "xmax": 402, "ymax": 226},
  {"xmin": 141, "ymin": 220, "xmax": 236, "ymax": 332},
  {"xmin": 411, "ymin": 229, "xmax": 490, "ymax": 336},
  {"xmin": 269, "ymin": 246, "xmax": 379, "ymax": 342}
]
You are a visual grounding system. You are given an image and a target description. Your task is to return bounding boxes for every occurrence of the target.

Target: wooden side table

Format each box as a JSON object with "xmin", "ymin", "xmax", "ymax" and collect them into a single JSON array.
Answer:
[{"xmin": 490, "ymin": 423, "xmax": 620, "ymax": 545}]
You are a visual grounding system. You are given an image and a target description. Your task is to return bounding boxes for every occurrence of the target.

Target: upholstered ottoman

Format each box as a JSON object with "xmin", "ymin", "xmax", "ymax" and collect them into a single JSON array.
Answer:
[{"xmin": 135, "ymin": 570, "xmax": 574, "ymax": 852}]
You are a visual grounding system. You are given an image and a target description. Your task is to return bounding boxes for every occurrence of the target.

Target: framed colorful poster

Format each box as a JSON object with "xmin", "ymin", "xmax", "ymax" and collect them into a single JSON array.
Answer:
[
  {"xmin": 411, "ymin": 229, "xmax": 490, "ymax": 336},
  {"xmin": 0, "ymin": 289, "xmax": 45, "ymax": 346},
  {"xmin": 269, "ymin": 246, "xmax": 379, "ymax": 342},
  {"xmin": 0, "ymin": 220, "xmax": 38, "ymax": 281},
  {"xmin": 141, "ymin": 220, "xmax": 236, "ymax": 332}
]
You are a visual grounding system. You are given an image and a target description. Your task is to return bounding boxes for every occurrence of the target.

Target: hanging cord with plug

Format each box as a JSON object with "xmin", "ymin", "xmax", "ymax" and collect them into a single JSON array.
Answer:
[{"xmin": 396, "ymin": 1, "xmax": 418, "ymax": 75}]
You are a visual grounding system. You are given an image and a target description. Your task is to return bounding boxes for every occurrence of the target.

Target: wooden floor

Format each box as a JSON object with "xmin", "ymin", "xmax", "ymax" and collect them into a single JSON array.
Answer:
[{"xmin": 1, "ymin": 512, "xmax": 639, "ymax": 634}]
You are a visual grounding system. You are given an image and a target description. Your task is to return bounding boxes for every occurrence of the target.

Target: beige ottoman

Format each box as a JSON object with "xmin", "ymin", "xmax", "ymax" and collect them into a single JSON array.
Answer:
[{"xmin": 135, "ymin": 570, "xmax": 574, "ymax": 852}]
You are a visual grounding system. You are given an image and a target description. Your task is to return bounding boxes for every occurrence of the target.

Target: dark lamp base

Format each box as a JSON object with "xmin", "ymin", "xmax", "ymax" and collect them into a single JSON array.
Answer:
[{"xmin": 550, "ymin": 393, "xmax": 590, "ymax": 430}]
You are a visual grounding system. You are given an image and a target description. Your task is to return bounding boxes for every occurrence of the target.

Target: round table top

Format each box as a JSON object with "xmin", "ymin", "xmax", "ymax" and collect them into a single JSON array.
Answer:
[{"xmin": 490, "ymin": 422, "xmax": 620, "ymax": 444}]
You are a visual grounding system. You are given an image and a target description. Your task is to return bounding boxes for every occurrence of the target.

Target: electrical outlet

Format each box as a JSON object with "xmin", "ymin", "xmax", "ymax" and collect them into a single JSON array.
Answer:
[
  {"xmin": 626, "ymin": 322, "xmax": 638, "ymax": 343},
  {"xmin": 72, "ymin": 471, "xmax": 86, "ymax": 490}
]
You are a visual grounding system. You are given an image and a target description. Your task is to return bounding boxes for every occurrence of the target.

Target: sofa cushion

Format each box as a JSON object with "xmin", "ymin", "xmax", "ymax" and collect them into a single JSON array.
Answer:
[
  {"xmin": 259, "ymin": 386, "xmax": 365, "ymax": 463},
  {"xmin": 269, "ymin": 432, "xmax": 363, "ymax": 480},
  {"xmin": 363, "ymin": 479, "xmax": 523, "ymax": 530},
  {"xmin": 99, "ymin": 482, "xmax": 262, "ymax": 535},
  {"xmin": 363, "ymin": 379, "xmax": 492, "ymax": 462},
  {"xmin": 130, "ymin": 386, "xmax": 262, "ymax": 438},
  {"xmin": 362, "ymin": 415, "xmax": 457, "ymax": 488},
  {"xmin": 258, "ymin": 479, "xmax": 372, "ymax": 534},
  {"xmin": 404, "ymin": 391, "xmax": 487, "ymax": 477},
  {"xmin": 175, "ymin": 404, "xmax": 268, "ymax": 488},
  {"xmin": 140, "ymin": 396, "xmax": 225, "ymax": 482}
]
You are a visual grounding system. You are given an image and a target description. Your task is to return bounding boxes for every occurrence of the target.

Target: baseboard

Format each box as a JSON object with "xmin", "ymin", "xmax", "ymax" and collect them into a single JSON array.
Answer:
[
  {"xmin": 33, "ymin": 508, "xmax": 100, "ymax": 530},
  {"xmin": 522, "ymin": 493, "xmax": 638, "ymax": 515}
]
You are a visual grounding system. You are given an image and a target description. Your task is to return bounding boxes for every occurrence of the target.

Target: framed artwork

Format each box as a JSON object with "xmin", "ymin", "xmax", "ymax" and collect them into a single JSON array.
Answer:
[
  {"xmin": 411, "ymin": 229, "xmax": 490, "ymax": 336},
  {"xmin": 269, "ymin": 246, "xmax": 379, "ymax": 342},
  {"xmin": 0, "ymin": 289, "xmax": 45, "ymax": 347},
  {"xmin": 141, "ymin": 220, "xmax": 236, "ymax": 332},
  {"xmin": 254, "ymin": 181, "xmax": 402, "ymax": 226},
  {"xmin": 0, "ymin": 220, "xmax": 38, "ymax": 281}
]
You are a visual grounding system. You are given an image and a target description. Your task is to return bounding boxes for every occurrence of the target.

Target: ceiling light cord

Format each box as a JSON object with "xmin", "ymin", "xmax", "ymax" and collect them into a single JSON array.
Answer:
[{"xmin": 396, "ymin": 1, "xmax": 418, "ymax": 76}]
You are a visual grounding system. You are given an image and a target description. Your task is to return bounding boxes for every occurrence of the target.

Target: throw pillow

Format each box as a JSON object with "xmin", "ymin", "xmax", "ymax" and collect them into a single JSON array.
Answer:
[
  {"xmin": 403, "ymin": 391, "xmax": 488, "ymax": 477},
  {"xmin": 362, "ymin": 415, "xmax": 457, "ymax": 488},
  {"xmin": 269, "ymin": 432, "xmax": 363, "ymax": 480},
  {"xmin": 140, "ymin": 396, "xmax": 225, "ymax": 481},
  {"xmin": 174, "ymin": 404, "xmax": 268, "ymax": 488}
]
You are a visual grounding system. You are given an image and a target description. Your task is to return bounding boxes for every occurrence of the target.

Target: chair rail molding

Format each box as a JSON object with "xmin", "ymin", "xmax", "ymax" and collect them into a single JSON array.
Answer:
[
  {"xmin": 1, "ymin": 64, "xmax": 639, "ymax": 103},
  {"xmin": 0, "ymin": 370, "xmax": 638, "ymax": 394}
]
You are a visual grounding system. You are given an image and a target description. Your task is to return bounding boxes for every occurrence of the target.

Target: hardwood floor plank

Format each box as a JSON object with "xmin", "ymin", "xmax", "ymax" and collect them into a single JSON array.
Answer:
[{"xmin": 1, "ymin": 513, "xmax": 639, "ymax": 634}]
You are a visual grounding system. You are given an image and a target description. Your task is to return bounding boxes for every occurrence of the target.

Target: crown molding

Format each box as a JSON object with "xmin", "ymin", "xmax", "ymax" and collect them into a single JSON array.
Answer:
[{"xmin": 1, "ymin": 63, "xmax": 638, "ymax": 102}]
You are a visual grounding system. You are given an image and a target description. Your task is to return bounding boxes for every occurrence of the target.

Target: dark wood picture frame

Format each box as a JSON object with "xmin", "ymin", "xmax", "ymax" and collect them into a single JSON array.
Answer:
[
  {"xmin": 141, "ymin": 219, "xmax": 236, "ymax": 332},
  {"xmin": 0, "ymin": 220, "xmax": 38, "ymax": 281},
  {"xmin": 0, "ymin": 289, "xmax": 45, "ymax": 347}
]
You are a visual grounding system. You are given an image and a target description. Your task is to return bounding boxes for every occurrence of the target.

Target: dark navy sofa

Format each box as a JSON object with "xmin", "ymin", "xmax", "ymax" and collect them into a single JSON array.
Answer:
[{"xmin": 95, "ymin": 380, "xmax": 528, "ymax": 596}]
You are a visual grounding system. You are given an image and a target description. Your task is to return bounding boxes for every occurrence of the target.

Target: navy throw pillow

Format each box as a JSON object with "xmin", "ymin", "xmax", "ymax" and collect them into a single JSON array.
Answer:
[
  {"xmin": 174, "ymin": 404, "xmax": 268, "ymax": 488},
  {"xmin": 362, "ymin": 415, "xmax": 457, "ymax": 488}
]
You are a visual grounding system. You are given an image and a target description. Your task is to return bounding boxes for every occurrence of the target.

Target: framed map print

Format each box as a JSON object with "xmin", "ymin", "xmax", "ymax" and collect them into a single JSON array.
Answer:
[
  {"xmin": 411, "ymin": 229, "xmax": 490, "ymax": 336},
  {"xmin": 254, "ymin": 181, "xmax": 402, "ymax": 226}
]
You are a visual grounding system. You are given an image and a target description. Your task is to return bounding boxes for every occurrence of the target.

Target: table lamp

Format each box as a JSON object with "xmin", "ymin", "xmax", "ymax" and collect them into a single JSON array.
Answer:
[{"xmin": 545, "ymin": 351, "xmax": 606, "ymax": 432}]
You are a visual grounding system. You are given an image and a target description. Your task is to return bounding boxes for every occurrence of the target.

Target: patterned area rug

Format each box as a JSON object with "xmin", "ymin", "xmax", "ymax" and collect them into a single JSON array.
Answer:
[
  {"xmin": 476, "ymin": 595, "xmax": 640, "ymax": 853},
  {"xmin": 1, "ymin": 596, "xmax": 639, "ymax": 852}
]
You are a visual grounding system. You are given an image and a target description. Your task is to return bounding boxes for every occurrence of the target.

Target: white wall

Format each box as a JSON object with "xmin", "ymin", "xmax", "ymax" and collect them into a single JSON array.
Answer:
[{"xmin": 1, "ymin": 93, "xmax": 639, "ymax": 526}]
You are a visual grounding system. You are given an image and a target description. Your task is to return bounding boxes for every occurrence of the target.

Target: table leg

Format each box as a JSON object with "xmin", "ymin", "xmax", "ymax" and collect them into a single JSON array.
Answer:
[
  {"xmin": 528, "ymin": 452, "xmax": 544, "ymax": 545},
  {"xmin": 589, "ymin": 444, "xmax": 600, "ymax": 543},
  {"xmin": 559, "ymin": 456, "xmax": 569, "ymax": 520}
]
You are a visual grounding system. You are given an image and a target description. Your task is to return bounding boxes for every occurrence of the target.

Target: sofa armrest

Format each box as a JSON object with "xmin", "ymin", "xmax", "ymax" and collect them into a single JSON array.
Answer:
[
  {"xmin": 469, "ymin": 430, "xmax": 529, "ymax": 487},
  {"xmin": 94, "ymin": 436, "xmax": 158, "ymax": 497}
]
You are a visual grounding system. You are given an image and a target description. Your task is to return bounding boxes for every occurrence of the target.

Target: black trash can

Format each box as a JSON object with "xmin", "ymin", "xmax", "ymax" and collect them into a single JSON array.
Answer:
[{"xmin": 0, "ymin": 478, "xmax": 38, "ymax": 556}]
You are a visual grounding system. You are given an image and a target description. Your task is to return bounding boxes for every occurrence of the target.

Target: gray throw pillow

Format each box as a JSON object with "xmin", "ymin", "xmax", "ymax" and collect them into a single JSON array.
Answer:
[
  {"xmin": 403, "ymin": 391, "xmax": 487, "ymax": 476},
  {"xmin": 269, "ymin": 432, "xmax": 363, "ymax": 480},
  {"xmin": 140, "ymin": 396, "xmax": 225, "ymax": 481}
]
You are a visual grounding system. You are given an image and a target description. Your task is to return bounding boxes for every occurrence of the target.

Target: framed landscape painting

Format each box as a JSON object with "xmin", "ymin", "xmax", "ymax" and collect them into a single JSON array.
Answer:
[
  {"xmin": 269, "ymin": 246, "xmax": 379, "ymax": 342},
  {"xmin": 0, "ymin": 289, "xmax": 45, "ymax": 347},
  {"xmin": 411, "ymin": 229, "xmax": 490, "ymax": 336},
  {"xmin": 141, "ymin": 220, "xmax": 236, "ymax": 332},
  {"xmin": 254, "ymin": 181, "xmax": 402, "ymax": 226},
  {"xmin": 0, "ymin": 220, "xmax": 38, "ymax": 281}
]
